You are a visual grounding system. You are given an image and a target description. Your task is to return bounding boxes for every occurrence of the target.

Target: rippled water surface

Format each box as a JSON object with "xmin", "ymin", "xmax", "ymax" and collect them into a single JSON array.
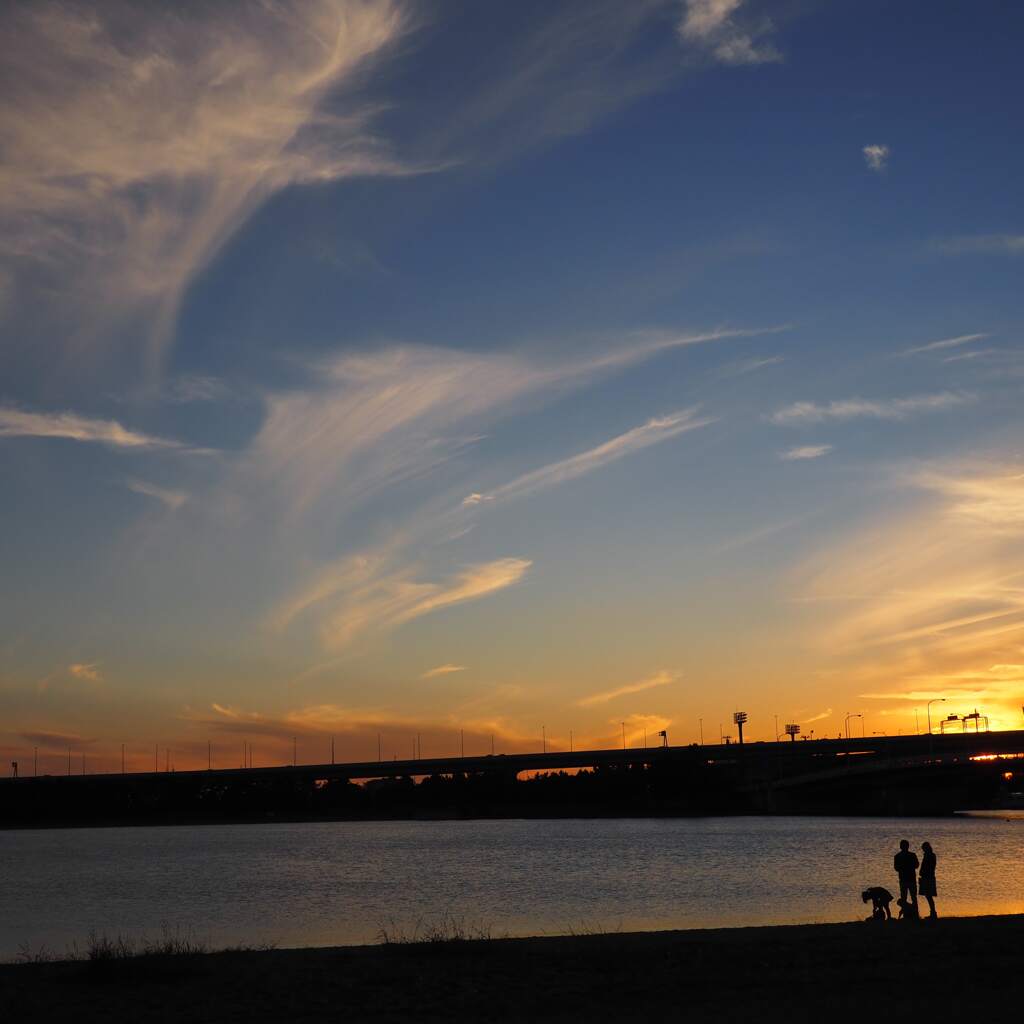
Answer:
[{"xmin": 2, "ymin": 815, "xmax": 1022, "ymax": 958}]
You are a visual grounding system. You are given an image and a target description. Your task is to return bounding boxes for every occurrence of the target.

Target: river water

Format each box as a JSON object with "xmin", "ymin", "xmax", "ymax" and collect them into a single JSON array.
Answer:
[{"xmin": 2, "ymin": 815, "xmax": 1022, "ymax": 959}]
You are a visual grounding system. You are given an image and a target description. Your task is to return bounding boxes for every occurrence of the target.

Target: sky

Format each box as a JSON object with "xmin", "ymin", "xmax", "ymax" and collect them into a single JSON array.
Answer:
[{"xmin": 2, "ymin": 0, "xmax": 1024, "ymax": 773}]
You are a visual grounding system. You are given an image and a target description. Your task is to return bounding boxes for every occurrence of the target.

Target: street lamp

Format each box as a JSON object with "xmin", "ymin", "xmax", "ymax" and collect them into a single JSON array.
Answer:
[
  {"xmin": 844, "ymin": 712, "xmax": 862, "ymax": 739},
  {"xmin": 927, "ymin": 698, "xmax": 946, "ymax": 735},
  {"xmin": 733, "ymin": 711, "xmax": 748, "ymax": 746}
]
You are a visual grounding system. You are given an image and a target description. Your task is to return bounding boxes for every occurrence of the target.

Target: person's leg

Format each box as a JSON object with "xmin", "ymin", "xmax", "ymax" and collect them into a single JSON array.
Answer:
[
  {"xmin": 908, "ymin": 878, "xmax": 918, "ymax": 912},
  {"xmin": 924, "ymin": 894, "xmax": 936, "ymax": 917}
]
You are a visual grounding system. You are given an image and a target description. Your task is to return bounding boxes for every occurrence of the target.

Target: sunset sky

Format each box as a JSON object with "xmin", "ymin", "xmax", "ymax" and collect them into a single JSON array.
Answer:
[{"xmin": 2, "ymin": 0, "xmax": 1024, "ymax": 772}]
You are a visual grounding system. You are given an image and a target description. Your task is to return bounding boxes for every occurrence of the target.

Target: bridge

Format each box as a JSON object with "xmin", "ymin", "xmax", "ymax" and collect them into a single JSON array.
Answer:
[{"xmin": 3, "ymin": 730, "xmax": 1022, "ymax": 823}]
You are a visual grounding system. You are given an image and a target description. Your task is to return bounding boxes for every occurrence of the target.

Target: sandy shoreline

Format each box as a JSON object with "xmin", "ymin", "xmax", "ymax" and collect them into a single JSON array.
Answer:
[{"xmin": 3, "ymin": 914, "xmax": 1021, "ymax": 1022}]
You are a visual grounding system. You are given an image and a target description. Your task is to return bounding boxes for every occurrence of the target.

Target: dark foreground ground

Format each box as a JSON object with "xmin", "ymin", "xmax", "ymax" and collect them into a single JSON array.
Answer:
[{"xmin": 3, "ymin": 915, "xmax": 1021, "ymax": 1023}]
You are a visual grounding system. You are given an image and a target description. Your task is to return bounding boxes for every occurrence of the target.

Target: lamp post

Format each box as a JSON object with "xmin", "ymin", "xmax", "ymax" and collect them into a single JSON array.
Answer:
[
  {"xmin": 844, "ymin": 712, "xmax": 862, "ymax": 739},
  {"xmin": 926, "ymin": 698, "xmax": 946, "ymax": 735},
  {"xmin": 733, "ymin": 711, "xmax": 748, "ymax": 746}
]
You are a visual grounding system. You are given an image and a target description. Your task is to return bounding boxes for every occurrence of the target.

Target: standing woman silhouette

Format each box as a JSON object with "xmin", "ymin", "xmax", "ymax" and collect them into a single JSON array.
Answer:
[{"xmin": 919, "ymin": 842, "xmax": 938, "ymax": 918}]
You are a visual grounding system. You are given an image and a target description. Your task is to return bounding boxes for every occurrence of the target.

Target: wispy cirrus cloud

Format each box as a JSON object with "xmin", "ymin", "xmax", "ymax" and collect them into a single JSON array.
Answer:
[
  {"xmin": 0, "ymin": 406, "xmax": 184, "ymax": 451},
  {"xmin": 0, "ymin": 0, "xmax": 411, "ymax": 367},
  {"xmin": 422, "ymin": 664, "xmax": 467, "ymax": 679},
  {"xmin": 803, "ymin": 707, "xmax": 833, "ymax": 724},
  {"xmin": 248, "ymin": 329, "xmax": 772, "ymax": 656},
  {"xmin": 272, "ymin": 553, "xmax": 532, "ymax": 651},
  {"xmin": 578, "ymin": 669, "xmax": 678, "ymax": 707},
  {"xmin": 862, "ymin": 144, "xmax": 889, "ymax": 172},
  {"xmin": 769, "ymin": 392, "xmax": 970, "ymax": 425},
  {"xmin": 678, "ymin": 0, "xmax": 781, "ymax": 66},
  {"xmin": 794, "ymin": 458, "xmax": 1024, "ymax": 729},
  {"xmin": 247, "ymin": 328, "xmax": 776, "ymax": 519},
  {"xmin": 126, "ymin": 480, "xmax": 188, "ymax": 510},
  {"xmin": 780, "ymin": 444, "xmax": 832, "ymax": 461},
  {"xmin": 900, "ymin": 333, "xmax": 988, "ymax": 357},
  {"xmin": 932, "ymin": 235, "xmax": 1024, "ymax": 256},
  {"xmin": 464, "ymin": 409, "xmax": 713, "ymax": 508}
]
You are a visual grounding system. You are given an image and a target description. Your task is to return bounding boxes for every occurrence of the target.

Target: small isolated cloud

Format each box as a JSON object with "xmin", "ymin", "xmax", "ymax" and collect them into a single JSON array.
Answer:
[
  {"xmin": 863, "ymin": 144, "xmax": 889, "ymax": 172},
  {"xmin": 422, "ymin": 664, "xmax": 467, "ymax": 679},
  {"xmin": 0, "ymin": 406, "xmax": 185, "ymax": 450},
  {"xmin": 804, "ymin": 707, "xmax": 833, "ymax": 724},
  {"xmin": 900, "ymin": 333, "xmax": 988, "ymax": 357},
  {"xmin": 578, "ymin": 669, "xmax": 678, "ymax": 707},
  {"xmin": 678, "ymin": 0, "xmax": 781, "ymax": 66},
  {"xmin": 465, "ymin": 409, "xmax": 713, "ymax": 508},
  {"xmin": 781, "ymin": 444, "xmax": 832, "ymax": 461},
  {"xmin": 769, "ymin": 392, "xmax": 970, "ymax": 425},
  {"xmin": 126, "ymin": 480, "xmax": 187, "ymax": 510},
  {"xmin": 933, "ymin": 235, "xmax": 1024, "ymax": 256},
  {"xmin": 69, "ymin": 662, "xmax": 101, "ymax": 682}
]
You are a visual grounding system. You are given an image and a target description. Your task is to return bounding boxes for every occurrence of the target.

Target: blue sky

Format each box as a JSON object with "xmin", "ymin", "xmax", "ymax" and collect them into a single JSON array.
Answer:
[{"xmin": 2, "ymin": 0, "xmax": 1024, "ymax": 769}]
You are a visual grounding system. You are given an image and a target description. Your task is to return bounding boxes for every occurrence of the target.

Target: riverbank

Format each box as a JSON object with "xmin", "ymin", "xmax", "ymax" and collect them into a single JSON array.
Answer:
[{"xmin": 3, "ymin": 914, "xmax": 1020, "ymax": 1022}]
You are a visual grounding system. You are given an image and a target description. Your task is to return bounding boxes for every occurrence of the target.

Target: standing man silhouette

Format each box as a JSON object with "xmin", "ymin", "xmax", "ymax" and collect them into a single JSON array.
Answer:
[{"xmin": 893, "ymin": 839, "xmax": 919, "ymax": 917}]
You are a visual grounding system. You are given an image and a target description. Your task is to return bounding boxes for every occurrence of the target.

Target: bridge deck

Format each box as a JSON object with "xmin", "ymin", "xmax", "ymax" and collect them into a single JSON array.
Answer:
[{"xmin": 5, "ymin": 730, "xmax": 1024, "ymax": 786}]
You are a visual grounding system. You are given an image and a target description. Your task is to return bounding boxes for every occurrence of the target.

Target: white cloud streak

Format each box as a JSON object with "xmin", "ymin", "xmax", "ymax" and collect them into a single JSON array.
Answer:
[
  {"xmin": 803, "ymin": 707, "xmax": 833, "ymax": 724},
  {"xmin": 862, "ymin": 144, "xmax": 889, "ymax": 172},
  {"xmin": 272, "ymin": 554, "xmax": 532, "ymax": 651},
  {"xmin": 126, "ymin": 480, "xmax": 188, "ymax": 510},
  {"xmin": 769, "ymin": 392, "xmax": 970, "ymax": 425},
  {"xmin": 780, "ymin": 444, "xmax": 832, "ymax": 461},
  {"xmin": 678, "ymin": 0, "xmax": 781, "ymax": 66},
  {"xmin": 578, "ymin": 669, "xmax": 678, "ymax": 706},
  {"xmin": 248, "ymin": 328, "xmax": 774, "ymax": 519},
  {"xmin": 933, "ymin": 235, "xmax": 1024, "ymax": 256},
  {"xmin": 422, "ymin": 663, "xmax": 467, "ymax": 679},
  {"xmin": 900, "ymin": 333, "xmax": 988, "ymax": 356},
  {"xmin": 0, "ymin": 0, "xmax": 410, "ymax": 366},
  {"xmin": 0, "ymin": 406, "xmax": 183, "ymax": 451},
  {"xmin": 246, "ymin": 327, "xmax": 778, "ymax": 655},
  {"xmin": 465, "ymin": 409, "xmax": 713, "ymax": 507}
]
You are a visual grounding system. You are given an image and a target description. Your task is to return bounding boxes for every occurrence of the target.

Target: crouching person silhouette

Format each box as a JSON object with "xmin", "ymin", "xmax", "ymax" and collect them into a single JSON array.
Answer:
[{"xmin": 862, "ymin": 886, "xmax": 894, "ymax": 921}]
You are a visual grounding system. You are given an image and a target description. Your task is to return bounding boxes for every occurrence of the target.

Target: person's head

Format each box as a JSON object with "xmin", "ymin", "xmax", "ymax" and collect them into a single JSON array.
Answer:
[
  {"xmin": 922, "ymin": 841, "xmax": 932, "ymax": 852},
  {"xmin": 899, "ymin": 839, "xmax": 910, "ymax": 851},
  {"xmin": 862, "ymin": 890, "xmax": 871, "ymax": 903}
]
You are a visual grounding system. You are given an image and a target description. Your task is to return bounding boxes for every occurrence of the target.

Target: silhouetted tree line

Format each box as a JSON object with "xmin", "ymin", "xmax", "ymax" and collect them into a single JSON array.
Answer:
[{"xmin": 0, "ymin": 760, "xmax": 746, "ymax": 827}]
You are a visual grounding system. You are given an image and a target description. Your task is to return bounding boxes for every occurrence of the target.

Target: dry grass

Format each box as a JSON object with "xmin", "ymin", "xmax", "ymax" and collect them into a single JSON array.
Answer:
[{"xmin": 377, "ymin": 910, "xmax": 499, "ymax": 945}]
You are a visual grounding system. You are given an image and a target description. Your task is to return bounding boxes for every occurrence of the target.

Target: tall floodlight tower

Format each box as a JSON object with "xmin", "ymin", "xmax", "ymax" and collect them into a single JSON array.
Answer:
[
  {"xmin": 785, "ymin": 723, "xmax": 801, "ymax": 742},
  {"xmin": 733, "ymin": 711, "xmax": 748, "ymax": 746}
]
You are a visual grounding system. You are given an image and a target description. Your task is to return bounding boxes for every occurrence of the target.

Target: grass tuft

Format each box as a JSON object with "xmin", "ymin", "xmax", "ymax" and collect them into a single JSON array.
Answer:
[
  {"xmin": 86, "ymin": 924, "xmax": 209, "ymax": 962},
  {"xmin": 377, "ymin": 911, "xmax": 498, "ymax": 945}
]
